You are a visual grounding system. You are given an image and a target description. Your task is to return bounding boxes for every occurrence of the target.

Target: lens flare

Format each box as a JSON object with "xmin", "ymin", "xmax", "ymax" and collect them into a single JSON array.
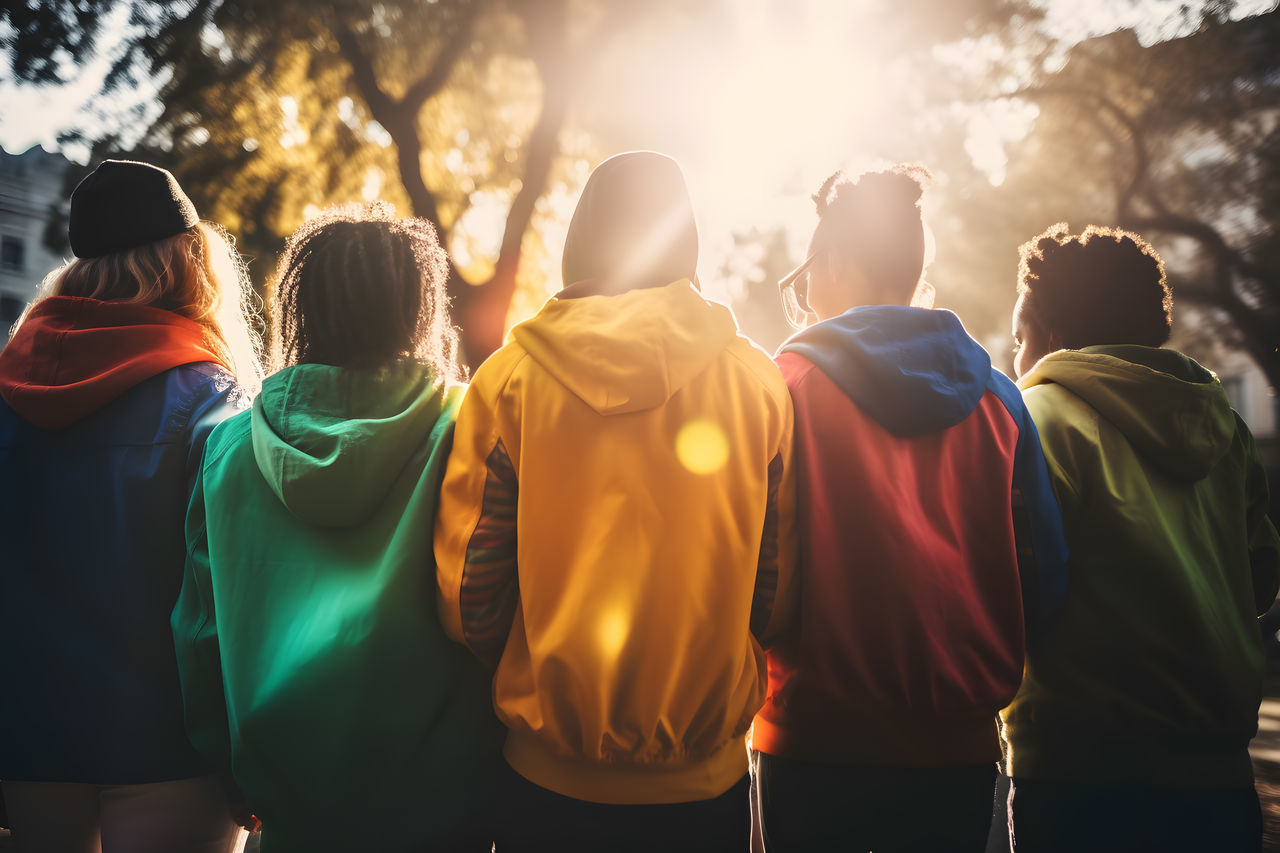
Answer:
[
  {"xmin": 596, "ymin": 607, "xmax": 630, "ymax": 659},
  {"xmin": 676, "ymin": 418, "xmax": 729, "ymax": 475}
]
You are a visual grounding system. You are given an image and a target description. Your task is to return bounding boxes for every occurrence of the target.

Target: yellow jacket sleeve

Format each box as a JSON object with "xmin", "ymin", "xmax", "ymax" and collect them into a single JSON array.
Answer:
[{"xmin": 435, "ymin": 353, "xmax": 523, "ymax": 665}]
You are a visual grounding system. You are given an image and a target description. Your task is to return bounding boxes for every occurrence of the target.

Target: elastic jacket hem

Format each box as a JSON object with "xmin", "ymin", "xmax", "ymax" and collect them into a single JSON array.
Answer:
[
  {"xmin": 1006, "ymin": 726, "xmax": 1255, "ymax": 789},
  {"xmin": 503, "ymin": 730, "xmax": 748, "ymax": 805},
  {"xmin": 752, "ymin": 709, "xmax": 1000, "ymax": 768}
]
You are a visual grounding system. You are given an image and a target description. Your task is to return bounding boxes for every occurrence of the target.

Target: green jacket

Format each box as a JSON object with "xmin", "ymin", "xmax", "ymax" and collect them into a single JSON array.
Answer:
[
  {"xmin": 1001, "ymin": 346, "xmax": 1280, "ymax": 788},
  {"xmin": 172, "ymin": 361, "xmax": 503, "ymax": 852}
]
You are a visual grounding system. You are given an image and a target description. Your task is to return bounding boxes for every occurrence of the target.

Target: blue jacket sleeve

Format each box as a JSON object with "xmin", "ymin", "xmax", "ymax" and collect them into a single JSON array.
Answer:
[
  {"xmin": 171, "ymin": 460, "xmax": 234, "ymax": 775},
  {"xmin": 990, "ymin": 373, "xmax": 1069, "ymax": 647}
]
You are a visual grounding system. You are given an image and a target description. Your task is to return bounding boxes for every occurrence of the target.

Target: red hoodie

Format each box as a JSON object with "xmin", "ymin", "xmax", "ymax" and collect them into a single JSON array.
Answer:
[
  {"xmin": 0, "ymin": 296, "xmax": 225, "ymax": 430},
  {"xmin": 751, "ymin": 306, "xmax": 1068, "ymax": 768}
]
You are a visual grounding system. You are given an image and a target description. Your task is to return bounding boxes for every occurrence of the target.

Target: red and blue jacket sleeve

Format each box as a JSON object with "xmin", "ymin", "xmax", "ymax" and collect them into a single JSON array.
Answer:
[{"xmin": 988, "ymin": 372, "xmax": 1069, "ymax": 647}]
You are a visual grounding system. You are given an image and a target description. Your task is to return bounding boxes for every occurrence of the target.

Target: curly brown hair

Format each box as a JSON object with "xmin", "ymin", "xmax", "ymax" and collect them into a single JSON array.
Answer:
[
  {"xmin": 1017, "ymin": 223, "xmax": 1171, "ymax": 349},
  {"xmin": 271, "ymin": 202, "xmax": 463, "ymax": 381},
  {"xmin": 811, "ymin": 164, "xmax": 933, "ymax": 302}
]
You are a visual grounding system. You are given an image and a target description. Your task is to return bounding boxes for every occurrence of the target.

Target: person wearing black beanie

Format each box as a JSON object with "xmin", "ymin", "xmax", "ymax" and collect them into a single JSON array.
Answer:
[
  {"xmin": 67, "ymin": 159, "xmax": 201, "ymax": 259},
  {"xmin": 0, "ymin": 158, "xmax": 261, "ymax": 852}
]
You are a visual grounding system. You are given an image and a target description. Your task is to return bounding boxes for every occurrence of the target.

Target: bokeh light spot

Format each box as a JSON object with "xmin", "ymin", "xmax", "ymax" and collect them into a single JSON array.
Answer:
[
  {"xmin": 676, "ymin": 418, "xmax": 729, "ymax": 475},
  {"xmin": 596, "ymin": 607, "xmax": 630, "ymax": 659}
]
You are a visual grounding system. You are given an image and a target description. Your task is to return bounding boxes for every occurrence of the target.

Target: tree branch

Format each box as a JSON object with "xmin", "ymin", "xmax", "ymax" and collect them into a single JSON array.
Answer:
[
  {"xmin": 401, "ymin": 3, "xmax": 480, "ymax": 111},
  {"xmin": 334, "ymin": 19, "xmax": 446, "ymax": 235},
  {"xmin": 1008, "ymin": 84, "xmax": 1165, "ymax": 220},
  {"xmin": 455, "ymin": 0, "xmax": 573, "ymax": 362},
  {"xmin": 333, "ymin": 23, "xmax": 393, "ymax": 117}
]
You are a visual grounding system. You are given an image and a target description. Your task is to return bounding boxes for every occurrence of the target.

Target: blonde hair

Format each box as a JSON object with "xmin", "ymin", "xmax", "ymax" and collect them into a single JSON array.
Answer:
[{"xmin": 23, "ymin": 222, "xmax": 264, "ymax": 395}]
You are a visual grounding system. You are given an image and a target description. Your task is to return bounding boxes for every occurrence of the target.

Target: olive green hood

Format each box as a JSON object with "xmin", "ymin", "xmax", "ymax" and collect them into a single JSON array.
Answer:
[{"xmin": 1017, "ymin": 345, "xmax": 1235, "ymax": 483}]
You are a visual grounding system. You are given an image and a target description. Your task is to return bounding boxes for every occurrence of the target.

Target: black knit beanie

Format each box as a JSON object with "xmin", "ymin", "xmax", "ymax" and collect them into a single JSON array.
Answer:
[{"xmin": 69, "ymin": 159, "xmax": 200, "ymax": 259}]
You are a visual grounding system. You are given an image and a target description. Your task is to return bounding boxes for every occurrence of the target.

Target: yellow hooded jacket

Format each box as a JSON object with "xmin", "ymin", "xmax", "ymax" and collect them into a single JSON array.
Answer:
[{"xmin": 436, "ymin": 279, "xmax": 797, "ymax": 805}]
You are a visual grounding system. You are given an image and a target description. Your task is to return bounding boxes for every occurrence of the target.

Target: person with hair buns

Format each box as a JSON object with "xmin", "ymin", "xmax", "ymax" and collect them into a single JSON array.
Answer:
[
  {"xmin": 1001, "ymin": 224, "xmax": 1279, "ymax": 852},
  {"xmin": 435, "ymin": 151, "xmax": 797, "ymax": 851},
  {"xmin": 0, "ymin": 159, "xmax": 262, "ymax": 852},
  {"xmin": 170, "ymin": 202, "xmax": 504, "ymax": 852},
  {"xmin": 750, "ymin": 166, "xmax": 1068, "ymax": 852}
]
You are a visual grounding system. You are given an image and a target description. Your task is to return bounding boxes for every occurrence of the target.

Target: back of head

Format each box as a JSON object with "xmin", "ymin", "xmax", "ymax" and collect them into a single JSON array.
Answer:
[
  {"xmin": 561, "ymin": 151, "xmax": 698, "ymax": 291},
  {"xmin": 812, "ymin": 165, "xmax": 931, "ymax": 304},
  {"xmin": 271, "ymin": 202, "xmax": 461, "ymax": 380},
  {"xmin": 1017, "ymin": 223, "xmax": 1171, "ymax": 349},
  {"xmin": 38, "ymin": 158, "xmax": 263, "ymax": 392}
]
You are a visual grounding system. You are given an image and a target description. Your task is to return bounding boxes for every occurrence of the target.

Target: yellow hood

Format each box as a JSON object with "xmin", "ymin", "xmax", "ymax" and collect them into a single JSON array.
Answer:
[{"xmin": 510, "ymin": 279, "xmax": 738, "ymax": 415}]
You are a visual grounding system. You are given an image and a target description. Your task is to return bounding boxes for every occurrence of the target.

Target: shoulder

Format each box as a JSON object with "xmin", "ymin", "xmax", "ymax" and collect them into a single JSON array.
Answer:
[
  {"xmin": 203, "ymin": 407, "xmax": 253, "ymax": 468},
  {"xmin": 724, "ymin": 336, "xmax": 789, "ymax": 404},
  {"xmin": 466, "ymin": 343, "xmax": 532, "ymax": 405},
  {"xmin": 1021, "ymin": 381, "xmax": 1094, "ymax": 434},
  {"xmin": 773, "ymin": 349, "xmax": 821, "ymax": 390},
  {"xmin": 169, "ymin": 362, "xmax": 250, "ymax": 411}
]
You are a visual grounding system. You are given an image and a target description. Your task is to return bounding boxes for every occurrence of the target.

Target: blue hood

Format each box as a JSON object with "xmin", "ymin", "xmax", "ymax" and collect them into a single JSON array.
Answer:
[{"xmin": 780, "ymin": 306, "xmax": 992, "ymax": 437}]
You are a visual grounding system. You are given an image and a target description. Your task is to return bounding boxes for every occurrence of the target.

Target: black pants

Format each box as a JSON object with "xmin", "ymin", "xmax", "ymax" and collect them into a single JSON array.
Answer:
[
  {"xmin": 753, "ymin": 751, "xmax": 997, "ymax": 852},
  {"xmin": 1008, "ymin": 777, "xmax": 1262, "ymax": 853},
  {"xmin": 492, "ymin": 761, "xmax": 751, "ymax": 853}
]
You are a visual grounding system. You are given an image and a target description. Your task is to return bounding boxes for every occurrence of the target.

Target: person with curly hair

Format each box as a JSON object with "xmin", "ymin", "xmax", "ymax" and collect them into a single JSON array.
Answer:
[
  {"xmin": 750, "ymin": 166, "xmax": 1068, "ymax": 852},
  {"xmin": 0, "ymin": 159, "xmax": 263, "ymax": 852},
  {"xmin": 1002, "ymin": 224, "xmax": 1280, "ymax": 852},
  {"xmin": 170, "ymin": 203, "xmax": 504, "ymax": 852}
]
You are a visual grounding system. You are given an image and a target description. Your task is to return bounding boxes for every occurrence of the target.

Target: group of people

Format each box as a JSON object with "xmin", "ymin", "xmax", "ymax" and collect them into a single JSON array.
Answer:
[{"xmin": 0, "ymin": 149, "xmax": 1276, "ymax": 853}]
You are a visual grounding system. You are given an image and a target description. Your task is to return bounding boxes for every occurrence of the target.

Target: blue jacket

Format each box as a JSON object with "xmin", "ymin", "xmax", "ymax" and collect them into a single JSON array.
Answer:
[{"xmin": 0, "ymin": 297, "xmax": 245, "ymax": 783}]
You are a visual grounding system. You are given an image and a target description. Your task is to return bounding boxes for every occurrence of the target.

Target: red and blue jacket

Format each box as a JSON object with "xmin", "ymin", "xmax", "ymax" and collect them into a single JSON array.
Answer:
[{"xmin": 751, "ymin": 305, "xmax": 1067, "ymax": 767}]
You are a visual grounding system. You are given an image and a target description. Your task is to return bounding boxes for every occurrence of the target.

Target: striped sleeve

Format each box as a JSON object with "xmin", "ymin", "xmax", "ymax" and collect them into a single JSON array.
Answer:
[
  {"xmin": 457, "ymin": 440, "xmax": 520, "ymax": 666},
  {"xmin": 436, "ymin": 356, "xmax": 522, "ymax": 666}
]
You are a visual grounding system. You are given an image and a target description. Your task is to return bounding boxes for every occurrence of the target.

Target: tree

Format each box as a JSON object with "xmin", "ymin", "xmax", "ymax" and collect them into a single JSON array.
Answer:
[
  {"xmin": 985, "ymin": 7, "xmax": 1280, "ymax": 388},
  {"xmin": 4, "ymin": 0, "xmax": 659, "ymax": 364}
]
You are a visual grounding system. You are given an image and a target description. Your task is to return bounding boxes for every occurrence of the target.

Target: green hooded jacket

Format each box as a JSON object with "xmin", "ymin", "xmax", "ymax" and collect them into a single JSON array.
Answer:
[
  {"xmin": 1000, "ymin": 345, "xmax": 1280, "ymax": 788},
  {"xmin": 172, "ymin": 361, "xmax": 503, "ymax": 852}
]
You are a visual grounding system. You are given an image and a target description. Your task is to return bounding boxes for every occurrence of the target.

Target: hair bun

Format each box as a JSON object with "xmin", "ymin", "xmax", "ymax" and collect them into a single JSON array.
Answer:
[{"xmin": 814, "ymin": 164, "xmax": 932, "ymax": 220}]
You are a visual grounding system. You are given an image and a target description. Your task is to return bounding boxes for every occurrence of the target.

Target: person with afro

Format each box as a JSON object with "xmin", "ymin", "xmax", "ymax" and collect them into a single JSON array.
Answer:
[{"xmin": 1002, "ymin": 223, "xmax": 1280, "ymax": 852}]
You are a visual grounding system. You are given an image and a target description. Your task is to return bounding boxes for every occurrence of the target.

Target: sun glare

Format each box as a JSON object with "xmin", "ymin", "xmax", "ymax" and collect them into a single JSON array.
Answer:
[{"xmin": 676, "ymin": 418, "xmax": 730, "ymax": 475}]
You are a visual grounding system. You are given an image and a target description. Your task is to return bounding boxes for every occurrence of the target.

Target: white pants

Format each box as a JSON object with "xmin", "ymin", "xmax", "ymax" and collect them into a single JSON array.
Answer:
[{"xmin": 2, "ymin": 776, "xmax": 246, "ymax": 853}]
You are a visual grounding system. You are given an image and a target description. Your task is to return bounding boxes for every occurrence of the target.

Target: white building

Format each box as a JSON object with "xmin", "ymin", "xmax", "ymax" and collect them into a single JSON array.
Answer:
[
  {"xmin": 1174, "ymin": 320, "xmax": 1278, "ymax": 443},
  {"xmin": 0, "ymin": 145, "xmax": 71, "ymax": 343}
]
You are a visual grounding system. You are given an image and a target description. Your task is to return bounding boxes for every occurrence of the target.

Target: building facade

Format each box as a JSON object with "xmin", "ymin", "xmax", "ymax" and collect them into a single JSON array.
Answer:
[{"xmin": 0, "ymin": 145, "xmax": 71, "ymax": 343}]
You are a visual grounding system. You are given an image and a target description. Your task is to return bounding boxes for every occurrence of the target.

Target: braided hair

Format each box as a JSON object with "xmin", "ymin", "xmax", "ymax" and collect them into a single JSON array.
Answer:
[
  {"xmin": 1017, "ymin": 223, "xmax": 1171, "ymax": 350},
  {"xmin": 271, "ymin": 201, "xmax": 463, "ymax": 381},
  {"xmin": 811, "ymin": 164, "xmax": 932, "ymax": 303}
]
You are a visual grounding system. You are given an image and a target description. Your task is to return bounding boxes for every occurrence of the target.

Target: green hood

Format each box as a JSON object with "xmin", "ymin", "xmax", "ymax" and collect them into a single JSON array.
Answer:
[
  {"xmin": 251, "ymin": 361, "xmax": 455, "ymax": 527},
  {"xmin": 1018, "ymin": 345, "xmax": 1235, "ymax": 483}
]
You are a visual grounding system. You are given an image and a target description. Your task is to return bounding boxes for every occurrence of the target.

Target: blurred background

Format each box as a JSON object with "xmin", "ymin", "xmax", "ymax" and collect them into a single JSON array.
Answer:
[
  {"xmin": 2, "ymin": 1, "xmax": 1280, "ymax": 848},
  {"xmin": 1, "ymin": 1, "xmax": 1276, "ymax": 407}
]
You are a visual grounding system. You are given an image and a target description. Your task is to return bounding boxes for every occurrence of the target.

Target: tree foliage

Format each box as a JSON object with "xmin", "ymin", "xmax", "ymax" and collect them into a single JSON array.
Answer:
[
  {"xmin": 5, "ymin": 0, "xmax": 662, "ymax": 364},
  {"xmin": 6, "ymin": 1, "xmax": 1277, "ymax": 391},
  {"xmin": 951, "ymin": 6, "xmax": 1280, "ymax": 388}
]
